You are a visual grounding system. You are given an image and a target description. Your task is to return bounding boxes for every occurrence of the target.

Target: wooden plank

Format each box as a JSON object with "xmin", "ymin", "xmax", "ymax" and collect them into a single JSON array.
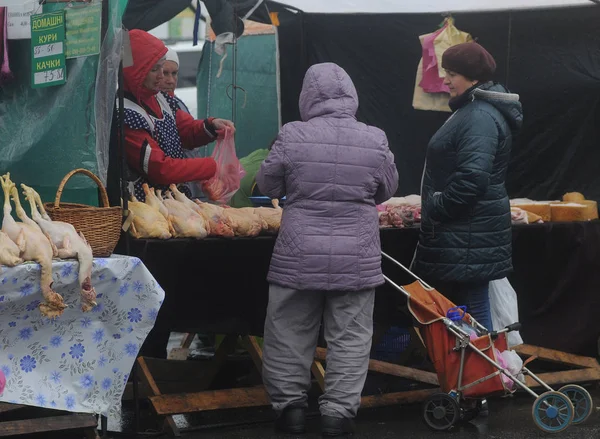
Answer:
[
  {"xmin": 314, "ymin": 347, "xmax": 438, "ymax": 385},
  {"xmin": 360, "ymin": 388, "xmax": 440, "ymax": 409},
  {"xmin": 137, "ymin": 357, "xmax": 181, "ymax": 437},
  {"xmin": 523, "ymin": 367, "xmax": 600, "ymax": 389},
  {"xmin": 242, "ymin": 336, "xmax": 264, "ymax": 376},
  {"xmin": 311, "ymin": 360, "xmax": 326, "ymax": 392},
  {"xmin": 181, "ymin": 333, "xmax": 196, "ymax": 349},
  {"xmin": 514, "ymin": 344, "xmax": 600, "ymax": 369},
  {"xmin": 0, "ymin": 403, "xmax": 26, "ymax": 414},
  {"xmin": 150, "ymin": 386, "xmax": 270, "ymax": 415},
  {"xmin": 0, "ymin": 414, "xmax": 97, "ymax": 437},
  {"xmin": 137, "ymin": 357, "xmax": 163, "ymax": 396},
  {"xmin": 168, "ymin": 347, "xmax": 191, "ymax": 361}
]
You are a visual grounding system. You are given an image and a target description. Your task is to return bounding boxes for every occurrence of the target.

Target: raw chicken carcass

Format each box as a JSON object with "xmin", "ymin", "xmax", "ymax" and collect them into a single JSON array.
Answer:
[
  {"xmin": 252, "ymin": 199, "xmax": 282, "ymax": 234},
  {"xmin": 143, "ymin": 184, "xmax": 169, "ymax": 219},
  {"xmin": 169, "ymin": 184, "xmax": 236, "ymax": 237},
  {"xmin": 168, "ymin": 184, "xmax": 211, "ymax": 232},
  {"xmin": 127, "ymin": 195, "xmax": 173, "ymax": 239},
  {"xmin": 222, "ymin": 207, "xmax": 263, "ymax": 237},
  {"xmin": 1, "ymin": 174, "xmax": 66, "ymax": 318},
  {"xmin": 160, "ymin": 190, "xmax": 208, "ymax": 238},
  {"xmin": 0, "ymin": 230, "xmax": 23, "ymax": 268},
  {"xmin": 22, "ymin": 185, "xmax": 98, "ymax": 312},
  {"xmin": 193, "ymin": 200, "xmax": 235, "ymax": 237}
]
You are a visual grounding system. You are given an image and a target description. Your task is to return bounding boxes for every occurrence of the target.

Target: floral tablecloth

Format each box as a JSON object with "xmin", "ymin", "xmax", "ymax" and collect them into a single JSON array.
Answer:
[{"xmin": 0, "ymin": 255, "xmax": 164, "ymax": 420}]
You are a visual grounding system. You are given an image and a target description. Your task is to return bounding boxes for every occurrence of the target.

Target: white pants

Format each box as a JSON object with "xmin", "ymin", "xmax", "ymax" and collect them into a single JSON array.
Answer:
[{"xmin": 262, "ymin": 284, "xmax": 375, "ymax": 419}]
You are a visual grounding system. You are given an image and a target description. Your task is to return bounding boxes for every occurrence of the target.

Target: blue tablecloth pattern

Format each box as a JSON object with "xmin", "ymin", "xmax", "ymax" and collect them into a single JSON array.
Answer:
[{"xmin": 0, "ymin": 255, "xmax": 164, "ymax": 419}]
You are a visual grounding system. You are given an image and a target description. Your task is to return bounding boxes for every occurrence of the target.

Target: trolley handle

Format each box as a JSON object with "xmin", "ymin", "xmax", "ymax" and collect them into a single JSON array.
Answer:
[
  {"xmin": 381, "ymin": 251, "xmax": 433, "ymax": 289},
  {"xmin": 505, "ymin": 322, "xmax": 522, "ymax": 332},
  {"xmin": 490, "ymin": 322, "xmax": 522, "ymax": 338}
]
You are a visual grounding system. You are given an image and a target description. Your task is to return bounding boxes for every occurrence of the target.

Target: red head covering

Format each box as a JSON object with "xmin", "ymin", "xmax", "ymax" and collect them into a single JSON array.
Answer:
[{"xmin": 123, "ymin": 30, "xmax": 167, "ymax": 103}]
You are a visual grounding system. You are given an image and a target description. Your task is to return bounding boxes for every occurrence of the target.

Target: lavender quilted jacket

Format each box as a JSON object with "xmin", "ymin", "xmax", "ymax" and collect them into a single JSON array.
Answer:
[{"xmin": 256, "ymin": 63, "xmax": 399, "ymax": 292}]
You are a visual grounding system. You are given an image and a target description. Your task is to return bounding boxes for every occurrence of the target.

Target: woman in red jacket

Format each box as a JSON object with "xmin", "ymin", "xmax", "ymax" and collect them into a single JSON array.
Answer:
[{"xmin": 123, "ymin": 29, "xmax": 234, "ymax": 201}]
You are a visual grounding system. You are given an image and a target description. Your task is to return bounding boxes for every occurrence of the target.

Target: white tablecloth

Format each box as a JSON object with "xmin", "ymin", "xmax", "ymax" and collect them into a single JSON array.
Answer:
[{"xmin": 0, "ymin": 255, "xmax": 164, "ymax": 419}]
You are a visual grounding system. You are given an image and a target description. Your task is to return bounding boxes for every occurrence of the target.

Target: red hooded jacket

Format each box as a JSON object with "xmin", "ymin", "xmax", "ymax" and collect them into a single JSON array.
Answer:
[{"xmin": 123, "ymin": 30, "xmax": 216, "ymax": 186}]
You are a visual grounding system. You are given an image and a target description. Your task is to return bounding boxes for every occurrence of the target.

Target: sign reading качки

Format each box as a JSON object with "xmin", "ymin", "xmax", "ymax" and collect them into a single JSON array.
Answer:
[{"xmin": 30, "ymin": 11, "xmax": 67, "ymax": 88}]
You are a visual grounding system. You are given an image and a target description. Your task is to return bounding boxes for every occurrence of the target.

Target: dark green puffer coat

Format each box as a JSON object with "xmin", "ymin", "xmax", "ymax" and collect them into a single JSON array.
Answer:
[{"xmin": 413, "ymin": 82, "xmax": 523, "ymax": 284}]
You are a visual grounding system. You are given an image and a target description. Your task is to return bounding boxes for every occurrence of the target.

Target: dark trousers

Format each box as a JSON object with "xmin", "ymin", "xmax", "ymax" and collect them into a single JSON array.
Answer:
[{"xmin": 434, "ymin": 281, "xmax": 492, "ymax": 330}]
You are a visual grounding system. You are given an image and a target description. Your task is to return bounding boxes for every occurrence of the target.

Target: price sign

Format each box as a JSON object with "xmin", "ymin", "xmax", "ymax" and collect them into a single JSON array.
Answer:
[
  {"xmin": 30, "ymin": 11, "xmax": 67, "ymax": 88},
  {"xmin": 65, "ymin": 3, "xmax": 102, "ymax": 59},
  {"xmin": 7, "ymin": 1, "xmax": 35, "ymax": 40}
]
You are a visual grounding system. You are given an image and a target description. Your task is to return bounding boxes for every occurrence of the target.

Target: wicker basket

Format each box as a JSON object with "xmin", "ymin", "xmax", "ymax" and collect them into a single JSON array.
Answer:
[{"xmin": 43, "ymin": 169, "xmax": 122, "ymax": 257}]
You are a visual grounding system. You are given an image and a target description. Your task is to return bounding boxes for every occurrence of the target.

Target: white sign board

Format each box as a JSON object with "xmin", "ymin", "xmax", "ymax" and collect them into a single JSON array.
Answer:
[{"xmin": 7, "ymin": 1, "xmax": 36, "ymax": 40}]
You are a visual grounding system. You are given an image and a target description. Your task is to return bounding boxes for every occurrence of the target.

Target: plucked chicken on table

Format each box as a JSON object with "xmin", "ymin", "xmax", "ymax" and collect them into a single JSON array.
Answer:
[
  {"xmin": 159, "ymin": 189, "xmax": 209, "ymax": 238},
  {"xmin": 0, "ymin": 230, "xmax": 23, "ymax": 268},
  {"xmin": 21, "ymin": 184, "xmax": 97, "ymax": 312},
  {"xmin": 169, "ymin": 184, "xmax": 235, "ymax": 237},
  {"xmin": 128, "ymin": 192, "xmax": 173, "ymax": 239},
  {"xmin": 253, "ymin": 199, "xmax": 282, "ymax": 233},
  {"xmin": 143, "ymin": 183, "xmax": 170, "ymax": 220},
  {"xmin": 222, "ymin": 207, "xmax": 264, "ymax": 237},
  {"xmin": 1, "ymin": 174, "xmax": 66, "ymax": 318},
  {"xmin": 193, "ymin": 199, "xmax": 235, "ymax": 237}
]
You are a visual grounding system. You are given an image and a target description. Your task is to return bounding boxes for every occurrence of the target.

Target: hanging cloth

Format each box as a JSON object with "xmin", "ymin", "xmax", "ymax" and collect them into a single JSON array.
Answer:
[
  {"xmin": 419, "ymin": 22, "xmax": 450, "ymax": 93},
  {"xmin": 0, "ymin": 7, "xmax": 13, "ymax": 85},
  {"xmin": 413, "ymin": 18, "xmax": 473, "ymax": 112}
]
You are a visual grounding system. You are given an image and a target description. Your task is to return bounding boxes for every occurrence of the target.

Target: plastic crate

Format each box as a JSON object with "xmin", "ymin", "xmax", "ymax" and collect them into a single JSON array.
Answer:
[{"xmin": 373, "ymin": 327, "xmax": 411, "ymax": 362}]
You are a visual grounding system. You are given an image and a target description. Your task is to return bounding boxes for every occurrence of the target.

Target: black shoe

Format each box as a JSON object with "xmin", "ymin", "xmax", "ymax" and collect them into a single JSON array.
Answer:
[
  {"xmin": 275, "ymin": 406, "xmax": 306, "ymax": 434},
  {"xmin": 321, "ymin": 415, "xmax": 355, "ymax": 437}
]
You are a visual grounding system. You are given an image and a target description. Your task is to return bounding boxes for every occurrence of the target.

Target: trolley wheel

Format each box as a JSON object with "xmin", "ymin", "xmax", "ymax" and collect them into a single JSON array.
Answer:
[
  {"xmin": 532, "ymin": 391, "xmax": 574, "ymax": 433},
  {"xmin": 558, "ymin": 385, "xmax": 593, "ymax": 424},
  {"xmin": 423, "ymin": 393, "xmax": 460, "ymax": 431},
  {"xmin": 460, "ymin": 399, "xmax": 482, "ymax": 423}
]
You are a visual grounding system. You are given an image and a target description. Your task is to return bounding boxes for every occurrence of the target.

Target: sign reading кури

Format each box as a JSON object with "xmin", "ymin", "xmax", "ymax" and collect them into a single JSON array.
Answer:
[{"xmin": 30, "ymin": 11, "xmax": 67, "ymax": 88}]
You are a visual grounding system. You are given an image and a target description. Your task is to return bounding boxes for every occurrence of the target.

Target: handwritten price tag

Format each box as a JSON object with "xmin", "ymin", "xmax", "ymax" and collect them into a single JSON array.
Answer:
[
  {"xmin": 33, "ymin": 68, "xmax": 65, "ymax": 85},
  {"xmin": 33, "ymin": 42, "xmax": 64, "ymax": 59}
]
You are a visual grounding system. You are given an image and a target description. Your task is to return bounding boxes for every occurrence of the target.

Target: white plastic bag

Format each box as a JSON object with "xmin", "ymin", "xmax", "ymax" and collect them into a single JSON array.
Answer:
[
  {"xmin": 489, "ymin": 278, "xmax": 524, "ymax": 347},
  {"xmin": 495, "ymin": 349, "xmax": 525, "ymax": 390}
]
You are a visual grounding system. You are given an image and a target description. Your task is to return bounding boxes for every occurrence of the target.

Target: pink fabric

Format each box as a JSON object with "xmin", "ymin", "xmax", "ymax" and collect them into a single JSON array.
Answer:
[
  {"xmin": 419, "ymin": 24, "xmax": 449, "ymax": 94},
  {"xmin": 0, "ymin": 368, "xmax": 5, "ymax": 396},
  {"xmin": 0, "ymin": 7, "xmax": 13, "ymax": 84}
]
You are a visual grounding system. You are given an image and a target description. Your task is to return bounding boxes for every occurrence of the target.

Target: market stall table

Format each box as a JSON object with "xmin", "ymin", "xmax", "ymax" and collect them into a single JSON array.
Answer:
[
  {"xmin": 0, "ymin": 256, "xmax": 164, "ymax": 437},
  {"xmin": 123, "ymin": 221, "xmax": 600, "ymax": 357}
]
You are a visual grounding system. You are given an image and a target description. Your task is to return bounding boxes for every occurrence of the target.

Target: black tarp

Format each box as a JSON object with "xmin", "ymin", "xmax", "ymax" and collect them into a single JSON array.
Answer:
[{"xmin": 273, "ymin": 6, "xmax": 600, "ymax": 202}]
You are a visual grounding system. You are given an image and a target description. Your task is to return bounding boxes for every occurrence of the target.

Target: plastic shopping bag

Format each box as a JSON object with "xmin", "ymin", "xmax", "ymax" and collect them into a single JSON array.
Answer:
[
  {"xmin": 201, "ymin": 128, "xmax": 246, "ymax": 204},
  {"xmin": 495, "ymin": 349, "xmax": 525, "ymax": 390},
  {"xmin": 489, "ymin": 278, "xmax": 524, "ymax": 347}
]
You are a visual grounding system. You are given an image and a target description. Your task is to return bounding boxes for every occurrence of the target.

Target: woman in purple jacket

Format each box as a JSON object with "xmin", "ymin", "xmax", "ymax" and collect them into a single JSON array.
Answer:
[{"xmin": 256, "ymin": 63, "xmax": 398, "ymax": 436}]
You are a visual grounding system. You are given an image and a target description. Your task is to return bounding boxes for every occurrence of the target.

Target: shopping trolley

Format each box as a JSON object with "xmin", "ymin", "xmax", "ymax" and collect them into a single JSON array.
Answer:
[{"xmin": 381, "ymin": 251, "xmax": 593, "ymax": 433}]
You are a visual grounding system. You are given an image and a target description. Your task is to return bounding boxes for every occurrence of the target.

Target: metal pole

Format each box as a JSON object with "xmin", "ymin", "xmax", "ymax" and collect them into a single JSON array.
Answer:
[
  {"xmin": 231, "ymin": 17, "xmax": 238, "ymax": 126},
  {"xmin": 100, "ymin": 415, "xmax": 108, "ymax": 438},
  {"xmin": 117, "ymin": 57, "xmax": 130, "ymax": 256},
  {"xmin": 505, "ymin": 12, "xmax": 513, "ymax": 89},
  {"xmin": 132, "ymin": 360, "xmax": 141, "ymax": 433}
]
